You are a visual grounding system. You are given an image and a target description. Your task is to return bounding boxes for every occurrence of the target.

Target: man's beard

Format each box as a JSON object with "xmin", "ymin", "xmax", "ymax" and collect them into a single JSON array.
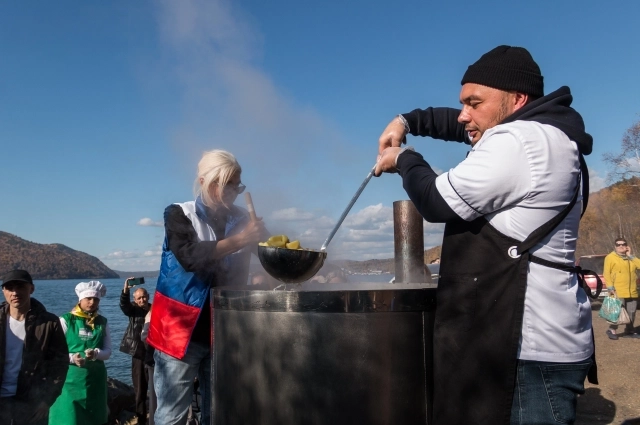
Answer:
[{"xmin": 495, "ymin": 95, "xmax": 513, "ymax": 126}]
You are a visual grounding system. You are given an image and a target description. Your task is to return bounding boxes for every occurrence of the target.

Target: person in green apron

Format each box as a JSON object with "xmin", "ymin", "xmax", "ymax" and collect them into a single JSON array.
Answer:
[{"xmin": 49, "ymin": 281, "xmax": 112, "ymax": 425}]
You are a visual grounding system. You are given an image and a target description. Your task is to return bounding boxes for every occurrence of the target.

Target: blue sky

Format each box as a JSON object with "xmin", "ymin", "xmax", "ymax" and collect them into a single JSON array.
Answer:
[{"xmin": 1, "ymin": 0, "xmax": 638, "ymax": 271}]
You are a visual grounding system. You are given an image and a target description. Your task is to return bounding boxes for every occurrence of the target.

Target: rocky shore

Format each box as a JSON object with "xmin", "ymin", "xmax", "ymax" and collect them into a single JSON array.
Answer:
[{"xmin": 106, "ymin": 377, "xmax": 138, "ymax": 425}]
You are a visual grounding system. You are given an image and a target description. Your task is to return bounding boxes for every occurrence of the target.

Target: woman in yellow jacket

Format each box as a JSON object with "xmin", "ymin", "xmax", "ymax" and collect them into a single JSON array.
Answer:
[{"xmin": 604, "ymin": 238, "xmax": 640, "ymax": 339}]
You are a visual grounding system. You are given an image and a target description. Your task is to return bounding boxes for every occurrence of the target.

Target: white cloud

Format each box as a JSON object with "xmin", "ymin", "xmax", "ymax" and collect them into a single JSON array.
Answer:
[
  {"xmin": 621, "ymin": 157, "xmax": 640, "ymax": 173},
  {"xmin": 344, "ymin": 204, "xmax": 393, "ymax": 229},
  {"xmin": 137, "ymin": 218, "xmax": 164, "ymax": 227},
  {"xmin": 588, "ymin": 168, "xmax": 607, "ymax": 193},
  {"xmin": 265, "ymin": 202, "xmax": 444, "ymax": 261},
  {"xmin": 103, "ymin": 250, "xmax": 139, "ymax": 260},
  {"xmin": 102, "ymin": 258, "xmax": 161, "ymax": 272},
  {"xmin": 271, "ymin": 208, "xmax": 316, "ymax": 221},
  {"xmin": 102, "ymin": 245, "xmax": 162, "ymax": 264}
]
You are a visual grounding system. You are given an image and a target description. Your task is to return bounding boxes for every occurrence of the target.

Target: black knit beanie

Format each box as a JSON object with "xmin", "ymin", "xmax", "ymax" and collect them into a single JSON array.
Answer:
[{"xmin": 461, "ymin": 45, "xmax": 544, "ymax": 98}]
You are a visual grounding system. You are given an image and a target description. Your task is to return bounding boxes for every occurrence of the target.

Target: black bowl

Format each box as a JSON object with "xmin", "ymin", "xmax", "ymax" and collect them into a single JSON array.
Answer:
[{"xmin": 258, "ymin": 246, "xmax": 327, "ymax": 284}]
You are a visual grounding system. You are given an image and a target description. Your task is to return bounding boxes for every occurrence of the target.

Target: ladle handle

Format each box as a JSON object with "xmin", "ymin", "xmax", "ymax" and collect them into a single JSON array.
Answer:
[
  {"xmin": 320, "ymin": 164, "xmax": 377, "ymax": 251},
  {"xmin": 244, "ymin": 192, "xmax": 257, "ymax": 221}
]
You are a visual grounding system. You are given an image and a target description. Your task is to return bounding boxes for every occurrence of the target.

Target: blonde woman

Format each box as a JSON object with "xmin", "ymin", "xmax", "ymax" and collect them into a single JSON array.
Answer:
[
  {"xmin": 147, "ymin": 149, "xmax": 267, "ymax": 425},
  {"xmin": 49, "ymin": 281, "xmax": 111, "ymax": 425}
]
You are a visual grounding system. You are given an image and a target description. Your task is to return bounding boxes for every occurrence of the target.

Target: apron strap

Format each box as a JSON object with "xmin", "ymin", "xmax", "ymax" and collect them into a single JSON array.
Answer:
[
  {"xmin": 517, "ymin": 172, "xmax": 581, "ymax": 255},
  {"xmin": 528, "ymin": 255, "xmax": 603, "ymax": 300},
  {"xmin": 578, "ymin": 154, "xmax": 589, "ymax": 217}
]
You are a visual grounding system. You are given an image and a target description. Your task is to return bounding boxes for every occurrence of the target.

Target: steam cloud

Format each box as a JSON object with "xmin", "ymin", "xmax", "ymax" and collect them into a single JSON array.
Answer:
[{"xmin": 146, "ymin": 0, "xmax": 445, "ymax": 264}]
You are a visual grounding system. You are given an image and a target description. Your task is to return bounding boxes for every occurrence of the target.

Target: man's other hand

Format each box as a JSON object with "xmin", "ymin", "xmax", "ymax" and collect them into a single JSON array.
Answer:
[
  {"xmin": 375, "ymin": 147, "xmax": 405, "ymax": 176},
  {"xmin": 378, "ymin": 116, "xmax": 408, "ymax": 155}
]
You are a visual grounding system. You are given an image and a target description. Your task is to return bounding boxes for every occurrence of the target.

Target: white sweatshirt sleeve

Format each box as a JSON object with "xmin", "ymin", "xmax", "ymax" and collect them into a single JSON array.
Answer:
[{"xmin": 93, "ymin": 323, "xmax": 112, "ymax": 361}]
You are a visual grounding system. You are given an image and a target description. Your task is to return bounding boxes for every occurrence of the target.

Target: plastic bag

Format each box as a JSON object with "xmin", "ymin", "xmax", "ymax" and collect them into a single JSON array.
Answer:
[
  {"xmin": 618, "ymin": 306, "xmax": 631, "ymax": 325},
  {"xmin": 599, "ymin": 294, "xmax": 622, "ymax": 324}
]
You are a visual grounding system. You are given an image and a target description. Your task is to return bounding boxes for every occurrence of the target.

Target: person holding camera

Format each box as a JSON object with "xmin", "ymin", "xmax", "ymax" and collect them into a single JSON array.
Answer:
[
  {"xmin": 604, "ymin": 238, "xmax": 640, "ymax": 339},
  {"xmin": 120, "ymin": 277, "xmax": 152, "ymax": 424},
  {"xmin": 376, "ymin": 45, "xmax": 595, "ymax": 424}
]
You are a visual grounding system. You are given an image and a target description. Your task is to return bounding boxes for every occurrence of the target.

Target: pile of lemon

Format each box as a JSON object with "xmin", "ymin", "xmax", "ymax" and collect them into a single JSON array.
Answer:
[{"xmin": 259, "ymin": 235, "xmax": 302, "ymax": 250}]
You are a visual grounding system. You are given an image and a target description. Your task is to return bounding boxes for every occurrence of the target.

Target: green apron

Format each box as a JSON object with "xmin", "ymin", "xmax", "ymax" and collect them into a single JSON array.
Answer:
[{"xmin": 49, "ymin": 312, "xmax": 108, "ymax": 425}]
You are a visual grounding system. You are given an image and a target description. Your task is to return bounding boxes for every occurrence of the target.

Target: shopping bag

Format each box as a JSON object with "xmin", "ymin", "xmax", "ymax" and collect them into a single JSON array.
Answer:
[
  {"xmin": 617, "ymin": 306, "xmax": 631, "ymax": 325},
  {"xmin": 599, "ymin": 294, "xmax": 622, "ymax": 324}
]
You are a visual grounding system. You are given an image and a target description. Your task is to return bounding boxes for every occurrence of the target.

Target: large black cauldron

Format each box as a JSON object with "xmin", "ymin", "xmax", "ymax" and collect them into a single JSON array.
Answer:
[{"xmin": 210, "ymin": 281, "xmax": 436, "ymax": 425}]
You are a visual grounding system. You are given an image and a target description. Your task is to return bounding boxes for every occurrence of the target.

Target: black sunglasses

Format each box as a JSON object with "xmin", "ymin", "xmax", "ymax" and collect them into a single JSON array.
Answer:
[{"xmin": 616, "ymin": 243, "xmax": 628, "ymax": 247}]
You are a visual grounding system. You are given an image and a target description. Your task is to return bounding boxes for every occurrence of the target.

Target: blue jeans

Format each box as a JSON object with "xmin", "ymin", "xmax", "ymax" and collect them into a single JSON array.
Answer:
[
  {"xmin": 511, "ymin": 359, "xmax": 591, "ymax": 425},
  {"xmin": 153, "ymin": 340, "xmax": 211, "ymax": 425}
]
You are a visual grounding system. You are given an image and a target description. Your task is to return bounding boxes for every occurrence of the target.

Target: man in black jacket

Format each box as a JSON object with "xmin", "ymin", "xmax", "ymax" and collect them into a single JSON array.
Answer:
[
  {"xmin": 376, "ymin": 46, "xmax": 595, "ymax": 425},
  {"xmin": 0, "ymin": 269, "xmax": 69, "ymax": 425},
  {"xmin": 120, "ymin": 278, "xmax": 152, "ymax": 425}
]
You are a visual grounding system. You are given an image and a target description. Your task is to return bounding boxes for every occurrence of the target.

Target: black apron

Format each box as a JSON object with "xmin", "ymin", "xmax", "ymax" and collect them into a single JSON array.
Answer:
[{"xmin": 431, "ymin": 177, "xmax": 599, "ymax": 425}]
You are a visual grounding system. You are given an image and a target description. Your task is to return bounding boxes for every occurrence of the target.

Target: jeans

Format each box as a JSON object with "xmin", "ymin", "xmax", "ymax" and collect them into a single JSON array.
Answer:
[
  {"xmin": 511, "ymin": 359, "xmax": 592, "ymax": 425},
  {"xmin": 609, "ymin": 298, "xmax": 638, "ymax": 334},
  {"xmin": 154, "ymin": 340, "xmax": 211, "ymax": 425}
]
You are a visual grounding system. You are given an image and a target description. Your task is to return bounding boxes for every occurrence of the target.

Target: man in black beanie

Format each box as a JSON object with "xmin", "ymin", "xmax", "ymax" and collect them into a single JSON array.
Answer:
[{"xmin": 375, "ymin": 45, "xmax": 595, "ymax": 425}]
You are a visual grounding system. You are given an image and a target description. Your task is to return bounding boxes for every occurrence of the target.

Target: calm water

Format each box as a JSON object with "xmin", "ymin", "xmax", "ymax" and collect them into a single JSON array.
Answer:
[{"xmin": 30, "ymin": 273, "xmax": 391, "ymax": 384}]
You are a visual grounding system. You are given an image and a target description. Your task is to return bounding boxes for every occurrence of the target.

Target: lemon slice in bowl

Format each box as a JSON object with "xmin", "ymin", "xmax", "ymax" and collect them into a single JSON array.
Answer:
[
  {"xmin": 266, "ymin": 235, "xmax": 289, "ymax": 247},
  {"xmin": 285, "ymin": 240, "xmax": 301, "ymax": 250}
]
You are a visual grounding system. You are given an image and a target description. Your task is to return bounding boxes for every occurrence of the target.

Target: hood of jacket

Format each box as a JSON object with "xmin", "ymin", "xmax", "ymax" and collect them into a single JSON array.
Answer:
[{"xmin": 502, "ymin": 86, "xmax": 593, "ymax": 155}]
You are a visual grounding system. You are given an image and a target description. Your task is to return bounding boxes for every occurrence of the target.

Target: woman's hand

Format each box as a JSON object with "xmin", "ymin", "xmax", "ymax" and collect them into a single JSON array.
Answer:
[
  {"xmin": 213, "ymin": 218, "xmax": 267, "ymax": 259},
  {"xmin": 239, "ymin": 218, "xmax": 267, "ymax": 246},
  {"xmin": 85, "ymin": 348, "xmax": 96, "ymax": 361},
  {"xmin": 72, "ymin": 353, "xmax": 86, "ymax": 367}
]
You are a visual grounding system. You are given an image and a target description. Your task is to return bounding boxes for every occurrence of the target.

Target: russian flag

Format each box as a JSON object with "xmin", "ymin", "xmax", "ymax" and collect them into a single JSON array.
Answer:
[{"xmin": 147, "ymin": 247, "xmax": 209, "ymax": 359}]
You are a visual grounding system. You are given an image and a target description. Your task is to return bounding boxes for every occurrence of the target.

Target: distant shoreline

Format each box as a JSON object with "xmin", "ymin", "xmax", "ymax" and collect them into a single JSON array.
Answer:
[{"xmin": 31, "ymin": 274, "xmax": 159, "ymax": 281}]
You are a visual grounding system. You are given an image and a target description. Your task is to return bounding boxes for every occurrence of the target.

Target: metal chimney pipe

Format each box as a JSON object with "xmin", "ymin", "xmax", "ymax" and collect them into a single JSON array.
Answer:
[{"xmin": 393, "ymin": 200, "xmax": 425, "ymax": 283}]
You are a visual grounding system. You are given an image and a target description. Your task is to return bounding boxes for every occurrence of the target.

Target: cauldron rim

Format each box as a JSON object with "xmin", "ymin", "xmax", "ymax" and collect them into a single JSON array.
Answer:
[{"xmin": 212, "ymin": 282, "xmax": 437, "ymax": 313}]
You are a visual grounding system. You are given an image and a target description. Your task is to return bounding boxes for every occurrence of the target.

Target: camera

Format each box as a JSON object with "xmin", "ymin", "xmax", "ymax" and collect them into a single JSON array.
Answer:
[{"xmin": 127, "ymin": 277, "xmax": 145, "ymax": 287}]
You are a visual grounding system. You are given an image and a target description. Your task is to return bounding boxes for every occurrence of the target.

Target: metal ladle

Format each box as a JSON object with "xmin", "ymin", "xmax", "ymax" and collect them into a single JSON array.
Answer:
[{"xmin": 258, "ymin": 164, "xmax": 377, "ymax": 283}]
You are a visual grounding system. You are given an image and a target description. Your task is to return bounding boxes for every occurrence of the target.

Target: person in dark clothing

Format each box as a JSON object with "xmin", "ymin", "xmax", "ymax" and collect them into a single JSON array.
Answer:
[
  {"xmin": 0, "ymin": 269, "xmax": 69, "ymax": 425},
  {"xmin": 120, "ymin": 278, "xmax": 152, "ymax": 425},
  {"xmin": 375, "ymin": 46, "xmax": 596, "ymax": 425}
]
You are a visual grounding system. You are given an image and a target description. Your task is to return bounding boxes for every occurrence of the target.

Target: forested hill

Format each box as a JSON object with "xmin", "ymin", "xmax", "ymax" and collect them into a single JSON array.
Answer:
[
  {"xmin": 336, "ymin": 245, "xmax": 443, "ymax": 274},
  {"xmin": 577, "ymin": 177, "xmax": 640, "ymax": 257},
  {"xmin": 0, "ymin": 231, "xmax": 119, "ymax": 280}
]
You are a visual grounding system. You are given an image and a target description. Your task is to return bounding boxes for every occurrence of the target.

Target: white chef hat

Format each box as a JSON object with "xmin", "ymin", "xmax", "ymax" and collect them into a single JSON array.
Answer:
[{"xmin": 75, "ymin": 281, "xmax": 107, "ymax": 301}]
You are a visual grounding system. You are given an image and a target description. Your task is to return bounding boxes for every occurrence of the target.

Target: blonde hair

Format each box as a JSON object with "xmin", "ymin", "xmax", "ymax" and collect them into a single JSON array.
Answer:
[{"xmin": 194, "ymin": 150, "xmax": 242, "ymax": 207}]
